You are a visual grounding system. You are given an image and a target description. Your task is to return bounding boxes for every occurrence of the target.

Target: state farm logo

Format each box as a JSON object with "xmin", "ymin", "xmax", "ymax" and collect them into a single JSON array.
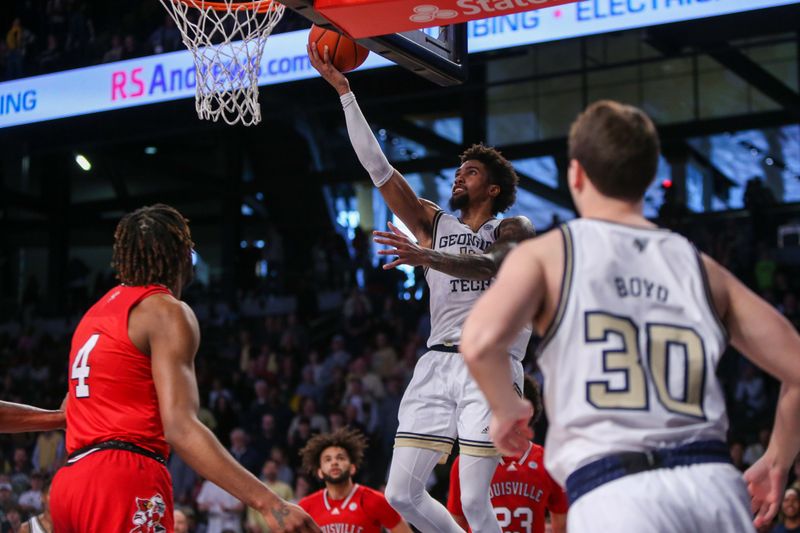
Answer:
[{"xmin": 409, "ymin": 4, "xmax": 458, "ymax": 22}]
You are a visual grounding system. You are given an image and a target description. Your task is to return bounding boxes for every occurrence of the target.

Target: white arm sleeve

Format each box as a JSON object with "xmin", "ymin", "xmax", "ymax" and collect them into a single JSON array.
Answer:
[{"xmin": 340, "ymin": 91, "xmax": 394, "ymax": 188}]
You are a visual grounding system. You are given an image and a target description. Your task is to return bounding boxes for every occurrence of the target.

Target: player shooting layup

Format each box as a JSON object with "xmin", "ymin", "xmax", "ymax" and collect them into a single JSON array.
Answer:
[
  {"xmin": 309, "ymin": 44, "xmax": 535, "ymax": 533},
  {"xmin": 463, "ymin": 100, "xmax": 800, "ymax": 531}
]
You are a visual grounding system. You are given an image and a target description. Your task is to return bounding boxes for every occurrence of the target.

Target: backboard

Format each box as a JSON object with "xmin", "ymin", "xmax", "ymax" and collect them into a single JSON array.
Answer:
[{"xmin": 280, "ymin": 0, "xmax": 468, "ymax": 86}]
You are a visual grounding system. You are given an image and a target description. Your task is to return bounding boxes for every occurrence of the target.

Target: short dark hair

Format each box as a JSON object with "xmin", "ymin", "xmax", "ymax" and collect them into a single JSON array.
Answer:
[
  {"xmin": 299, "ymin": 428, "xmax": 368, "ymax": 475},
  {"xmin": 111, "ymin": 204, "xmax": 194, "ymax": 290},
  {"xmin": 523, "ymin": 376, "xmax": 544, "ymax": 426},
  {"xmin": 568, "ymin": 100, "xmax": 660, "ymax": 201},
  {"xmin": 460, "ymin": 144, "xmax": 518, "ymax": 215}
]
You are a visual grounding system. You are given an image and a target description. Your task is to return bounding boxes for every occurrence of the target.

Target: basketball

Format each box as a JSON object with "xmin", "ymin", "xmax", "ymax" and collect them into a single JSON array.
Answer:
[{"xmin": 308, "ymin": 25, "xmax": 370, "ymax": 73}]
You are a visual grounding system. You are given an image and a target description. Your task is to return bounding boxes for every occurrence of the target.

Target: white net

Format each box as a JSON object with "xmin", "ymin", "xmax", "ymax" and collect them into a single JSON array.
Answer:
[{"xmin": 158, "ymin": 0, "xmax": 285, "ymax": 126}]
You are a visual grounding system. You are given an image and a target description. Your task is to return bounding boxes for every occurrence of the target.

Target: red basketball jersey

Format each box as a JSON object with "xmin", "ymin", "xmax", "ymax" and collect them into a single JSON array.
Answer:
[
  {"xmin": 298, "ymin": 484, "xmax": 402, "ymax": 533},
  {"xmin": 65, "ymin": 285, "xmax": 172, "ymax": 458},
  {"xmin": 447, "ymin": 443, "xmax": 568, "ymax": 533}
]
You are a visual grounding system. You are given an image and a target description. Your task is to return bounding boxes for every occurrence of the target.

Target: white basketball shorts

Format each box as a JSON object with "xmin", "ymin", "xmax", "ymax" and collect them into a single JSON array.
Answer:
[
  {"xmin": 394, "ymin": 348, "xmax": 524, "ymax": 458},
  {"xmin": 567, "ymin": 462, "xmax": 755, "ymax": 532}
]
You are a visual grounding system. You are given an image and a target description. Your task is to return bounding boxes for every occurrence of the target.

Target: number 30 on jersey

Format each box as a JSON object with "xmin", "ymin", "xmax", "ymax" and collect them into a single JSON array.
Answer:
[
  {"xmin": 71, "ymin": 334, "xmax": 100, "ymax": 398},
  {"xmin": 584, "ymin": 311, "xmax": 707, "ymax": 419}
]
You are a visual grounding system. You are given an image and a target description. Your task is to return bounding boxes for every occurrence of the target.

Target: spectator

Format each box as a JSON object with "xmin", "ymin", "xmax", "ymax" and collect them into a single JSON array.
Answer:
[
  {"xmin": 269, "ymin": 447, "xmax": 294, "ymax": 487},
  {"xmin": 229, "ymin": 428, "xmax": 262, "ymax": 476},
  {"xmin": 120, "ymin": 34, "xmax": 139, "ymax": 60},
  {"xmin": 252, "ymin": 414, "xmax": 283, "ymax": 459},
  {"xmin": 292, "ymin": 475, "xmax": 312, "ymax": 504},
  {"xmin": 0, "ymin": 480, "xmax": 15, "ymax": 516},
  {"xmin": 174, "ymin": 508, "xmax": 191, "ymax": 533},
  {"xmin": 212, "ymin": 395, "xmax": 239, "ymax": 447},
  {"xmin": 65, "ymin": 3, "xmax": 95, "ymax": 62},
  {"xmin": 102, "ymin": 34, "xmax": 122, "ymax": 63},
  {"xmin": 348, "ymin": 356, "xmax": 384, "ymax": 400},
  {"xmin": 260, "ymin": 460, "xmax": 293, "ymax": 501},
  {"xmin": 774, "ymin": 487, "xmax": 800, "ymax": 533},
  {"xmin": 288, "ymin": 398, "xmax": 328, "ymax": 437},
  {"xmin": 244, "ymin": 459, "xmax": 294, "ymax": 533},
  {"xmin": 733, "ymin": 362, "xmax": 768, "ymax": 431},
  {"xmin": 195, "ymin": 479, "xmax": 244, "ymax": 533},
  {"xmin": 147, "ymin": 15, "xmax": 181, "ymax": 54},
  {"xmin": 743, "ymin": 427, "xmax": 771, "ymax": 468},
  {"xmin": 371, "ymin": 331, "xmax": 398, "ymax": 379},
  {"xmin": 37, "ymin": 34, "xmax": 61, "ymax": 72},
  {"xmin": 729, "ymin": 439, "xmax": 747, "ymax": 472},
  {"xmin": 17, "ymin": 472, "xmax": 44, "ymax": 514},
  {"xmin": 294, "ymin": 367, "xmax": 323, "ymax": 406},
  {"xmin": 9, "ymin": 448, "xmax": 31, "ymax": 492},
  {"xmin": 31, "ymin": 430, "xmax": 64, "ymax": 475},
  {"xmin": 5, "ymin": 18, "xmax": 25, "ymax": 78}
]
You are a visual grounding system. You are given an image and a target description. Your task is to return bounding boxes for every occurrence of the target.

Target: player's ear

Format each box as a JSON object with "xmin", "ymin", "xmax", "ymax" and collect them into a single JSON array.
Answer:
[
  {"xmin": 568, "ymin": 159, "xmax": 584, "ymax": 192},
  {"xmin": 488, "ymin": 184, "xmax": 501, "ymax": 198},
  {"xmin": 317, "ymin": 468, "xmax": 324, "ymax": 481},
  {"xmin": 349, "ymin": 464, "xmax": 356, "ymax": 476}
]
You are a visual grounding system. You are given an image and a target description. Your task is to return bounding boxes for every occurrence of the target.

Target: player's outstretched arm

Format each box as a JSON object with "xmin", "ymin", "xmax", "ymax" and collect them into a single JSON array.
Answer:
[
  {"xmin": 307, "ymin": 43, "xmax": 437, "ymax": 244},
  {"xmin": 374, "ymin": 215, "xmax": 535, "ymax": 279},
  {"xmin": 0, "ymin": 400, "xmax": 64, "ymax": 433},
  {"xmin": 145, "ymin": 296, "xmax": 319, "ymax": 533},
  {"xmin": 462, "ymin": 235, "xmax": 555, "ymax": 455},
  {"xmin": 703, "ymin": 255, "xmax": 800, "ymax": 527}
]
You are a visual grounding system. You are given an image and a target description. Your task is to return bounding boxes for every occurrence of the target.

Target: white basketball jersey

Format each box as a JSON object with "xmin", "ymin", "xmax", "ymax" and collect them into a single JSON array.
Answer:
[
  {"xmin": 425, "ymin": 211, "xmax": 532, "ymax": 359},
  {"xmin": 539, "ymin": 219, "xmax": 729, "ymax": 485}
]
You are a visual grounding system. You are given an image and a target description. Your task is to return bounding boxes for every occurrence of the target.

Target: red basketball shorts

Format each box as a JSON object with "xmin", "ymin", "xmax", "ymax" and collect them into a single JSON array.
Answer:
[{"xmin": 51, "ymin": 449, "xmax": 174, "ymax": 533}]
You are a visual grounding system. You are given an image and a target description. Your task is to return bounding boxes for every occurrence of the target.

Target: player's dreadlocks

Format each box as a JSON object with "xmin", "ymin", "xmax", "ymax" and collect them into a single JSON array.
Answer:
[
  {"xmin": 460, "ymin": 143, "xmax": 519, "ymax": 215},
  {"xmin": 111, "ymin": 204, "xmax": 194, "ymax": 290},
  {"xmin": 300, "ymin": 428, "xmax": 368, "ymax": 475}
]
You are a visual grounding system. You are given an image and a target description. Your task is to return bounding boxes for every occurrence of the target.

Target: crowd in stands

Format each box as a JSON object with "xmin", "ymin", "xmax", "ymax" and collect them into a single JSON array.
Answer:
[
  {"xmin": 1, "ymin": 206, "xmax": 800, "ymax": 532},
  {"xmin": 1, "ymin": 0, "xmax": 311, "ymax": 82}
]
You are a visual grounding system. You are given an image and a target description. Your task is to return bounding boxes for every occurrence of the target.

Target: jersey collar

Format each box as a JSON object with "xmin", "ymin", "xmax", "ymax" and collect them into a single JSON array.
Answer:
[
  {"xmin": 323, "ymin": 483, "xmax": 359, "ymax": 511},
  {"xmin": 499, "ymin": 441, "xmax": 533, "ymax": 466}
]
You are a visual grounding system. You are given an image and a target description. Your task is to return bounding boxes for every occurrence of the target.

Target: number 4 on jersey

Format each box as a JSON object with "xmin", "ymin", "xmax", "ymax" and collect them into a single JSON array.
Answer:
[{"xmin": 71, "ymin": 333, "xmax": 100, "ymax": 398}]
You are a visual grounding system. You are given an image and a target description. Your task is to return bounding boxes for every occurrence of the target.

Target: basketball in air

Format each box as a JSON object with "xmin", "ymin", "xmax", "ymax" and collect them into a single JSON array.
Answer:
[{"xmin": 309, "ymin": 25, "xmax": 370, "ymax": 73}]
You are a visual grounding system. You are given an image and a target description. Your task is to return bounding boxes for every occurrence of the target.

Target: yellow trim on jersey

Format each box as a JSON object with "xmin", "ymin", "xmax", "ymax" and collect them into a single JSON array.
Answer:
[{"xmin": 536, "ymin": 224, "xmax": 575, "ymax": 356}]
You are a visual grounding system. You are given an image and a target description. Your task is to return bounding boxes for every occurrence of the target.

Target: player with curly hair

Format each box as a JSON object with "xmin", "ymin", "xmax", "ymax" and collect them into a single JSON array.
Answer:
[
  {"xmin": 298, "ymin": 428, "xmax": 411, "ymax": 533},
  {"xmin": 309, "ymin": 43, "xmax": 535, "ymax": 533}
]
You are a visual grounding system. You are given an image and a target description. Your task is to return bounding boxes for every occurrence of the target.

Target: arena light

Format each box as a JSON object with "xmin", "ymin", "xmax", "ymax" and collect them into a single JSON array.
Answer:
[
  {"xmin": 75, "ymin": 154, "xmax": 91, "ymax": 171},
  {"xmin": 144, "ymin": 146, "xmax": 158, "ymax": 155}
]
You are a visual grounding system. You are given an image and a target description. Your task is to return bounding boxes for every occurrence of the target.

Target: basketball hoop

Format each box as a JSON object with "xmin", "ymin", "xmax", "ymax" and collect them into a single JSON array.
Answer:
[{"xmin": 158, "ymin": 0, "xmax": 285, "ymax": 126}]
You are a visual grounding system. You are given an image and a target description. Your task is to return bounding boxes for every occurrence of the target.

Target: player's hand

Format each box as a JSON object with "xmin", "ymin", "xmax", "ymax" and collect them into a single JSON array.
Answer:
[
  {"xmin": 374, "ymin": 222, "xmax": 431, "ymax": 269},
  {"xmin": 262, "ymin": 502, "xmax": 320, "ymax": 532},
  {"xmin": 743, "ymin": 454, "xmax": 788, "ymax": 528},
  {"xmin": 489, "ymin": 397, "xmax": 534, "ymax": 457},
  {"xmin": 307, "ymin": 42, "xmax": 350, "ymax": 96}
]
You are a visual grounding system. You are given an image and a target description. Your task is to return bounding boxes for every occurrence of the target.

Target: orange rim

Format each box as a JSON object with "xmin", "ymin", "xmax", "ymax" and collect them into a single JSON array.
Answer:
[{"xmin": 173, "ymin": 0, "xmax": 279, "ymax": 13}]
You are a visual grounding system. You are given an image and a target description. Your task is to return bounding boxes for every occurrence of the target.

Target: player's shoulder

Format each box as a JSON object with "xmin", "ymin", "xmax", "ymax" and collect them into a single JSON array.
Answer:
[
  {"xmin": 135, "ymin": 290, "xmax": 197, "ymax": 325},
  {"xmin": 419, "ymin": 198, "xmax": 443, "ymax": 212},
  {"xmin": 298, "ymin": 489, "xmax": 324, "ymax": 510}
]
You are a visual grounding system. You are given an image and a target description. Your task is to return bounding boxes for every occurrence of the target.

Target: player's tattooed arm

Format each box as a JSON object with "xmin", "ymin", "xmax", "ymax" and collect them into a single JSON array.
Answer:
[{"xmin": 374, "ymin": 216, "xmax": 535, "ymax": 280}]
